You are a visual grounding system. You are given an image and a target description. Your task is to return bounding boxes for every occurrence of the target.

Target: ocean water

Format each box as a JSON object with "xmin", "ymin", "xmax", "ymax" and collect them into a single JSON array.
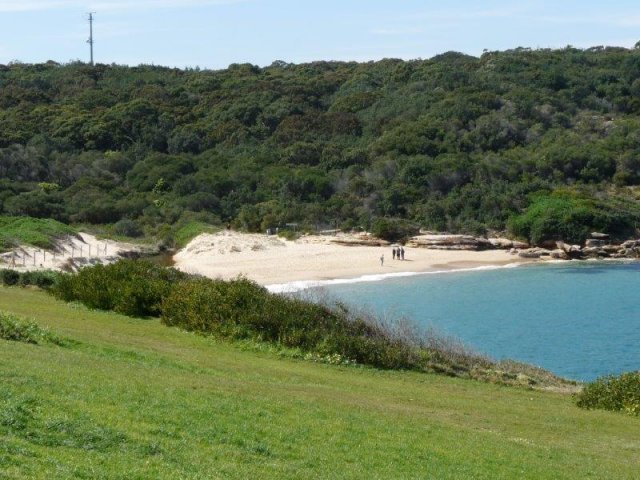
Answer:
[{"xmin": 310, "ymin": 261, "xmax": 640, "ymax": 381}]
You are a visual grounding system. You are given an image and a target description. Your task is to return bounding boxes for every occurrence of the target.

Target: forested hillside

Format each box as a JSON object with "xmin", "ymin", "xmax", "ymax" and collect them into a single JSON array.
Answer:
[{"xmin": 3, "ymin": 45, "xmax": 640, "ymax": 244}]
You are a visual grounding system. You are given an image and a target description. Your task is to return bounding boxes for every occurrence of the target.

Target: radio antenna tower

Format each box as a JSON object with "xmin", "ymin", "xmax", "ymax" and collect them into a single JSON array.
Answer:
[{"xmin": 87, "ymin": 12, "xmax": 95, "ymax": 65}]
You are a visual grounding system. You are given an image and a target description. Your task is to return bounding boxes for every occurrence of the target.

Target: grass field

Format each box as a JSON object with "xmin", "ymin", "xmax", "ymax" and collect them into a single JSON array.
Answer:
[{"xmin": 0, "ymin": 287, "xmax": 638, "ymax": 479}]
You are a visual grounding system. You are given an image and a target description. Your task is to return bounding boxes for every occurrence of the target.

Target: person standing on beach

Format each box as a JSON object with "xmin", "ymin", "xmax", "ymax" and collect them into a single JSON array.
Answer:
[
  {"xmin": 392, "ymin": 248, "xmax": 396, "ymax": 260},
  {"xmin": 400, "ymin": 246, "xmax": 405, "ymax": 260},
  {"xmin": 380, "ymin": 254, "xmax": 384, "ymax": 266}
]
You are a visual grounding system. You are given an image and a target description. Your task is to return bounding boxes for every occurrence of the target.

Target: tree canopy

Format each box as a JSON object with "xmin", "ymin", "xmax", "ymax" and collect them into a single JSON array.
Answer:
[{"xmin": 2, "ymin": 46, "xmax": 640, "ymax": 244}]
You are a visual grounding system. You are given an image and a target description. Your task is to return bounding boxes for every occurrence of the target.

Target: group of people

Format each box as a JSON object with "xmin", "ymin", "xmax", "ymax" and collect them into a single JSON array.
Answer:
[
  {"xmin": 392, "ymin": 246, "xmax": 405, "ymax": 260},
  {"xmin": 380, "ymin": 246, "xmax": 406, "ymax": 266}
]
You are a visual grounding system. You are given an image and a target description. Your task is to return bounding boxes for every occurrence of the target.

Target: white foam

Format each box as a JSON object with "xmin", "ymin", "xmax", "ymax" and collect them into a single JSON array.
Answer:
[{"xmin": 266, "ymin": 262, "xmax": 524, "ymax": 293}]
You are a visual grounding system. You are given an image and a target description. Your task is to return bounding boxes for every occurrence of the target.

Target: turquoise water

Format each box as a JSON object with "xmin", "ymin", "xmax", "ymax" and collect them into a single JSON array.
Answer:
[{"xmin": 317, "ymin": 262, "xmax": 640, "ymax": 381}]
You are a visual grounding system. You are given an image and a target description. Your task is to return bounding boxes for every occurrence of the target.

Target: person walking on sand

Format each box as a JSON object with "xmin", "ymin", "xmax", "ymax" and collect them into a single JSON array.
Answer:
[
  {"xmin": 400, "ymin": 246, "xmax": 405, "ymax": 260},
  {"xmin": 392, "ymin": 248, "xmax": 396, "ymax": 260},
  {"xmin": 380, "ymin": 253, "xmax": 384, "ymax": 266}
]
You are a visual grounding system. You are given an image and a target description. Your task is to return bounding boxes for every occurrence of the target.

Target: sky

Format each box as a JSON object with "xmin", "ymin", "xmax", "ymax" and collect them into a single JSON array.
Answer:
[{"xmin": 0, "ymin": 0, "xmax": 639, "ymax": 69}]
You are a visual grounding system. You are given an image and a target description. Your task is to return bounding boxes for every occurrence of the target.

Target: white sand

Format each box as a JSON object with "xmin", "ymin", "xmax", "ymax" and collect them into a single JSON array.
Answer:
[{"xmin": 174, "ymin": 231, "xmax": 535, "ymax": 289}]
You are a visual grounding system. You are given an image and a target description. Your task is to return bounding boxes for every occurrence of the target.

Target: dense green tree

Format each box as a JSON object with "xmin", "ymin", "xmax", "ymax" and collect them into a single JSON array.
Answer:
[{"xmin": 2, "ymin": 46, "xmax": 640, "ymax": 243}]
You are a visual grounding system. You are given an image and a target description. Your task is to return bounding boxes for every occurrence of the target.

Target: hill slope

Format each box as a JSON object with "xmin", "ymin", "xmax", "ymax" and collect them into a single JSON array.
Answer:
[
  {"xmin": 3, "ymin": 47, "xmax": 640, "ymax": 243},
  {"xmin": 0, "ymin": 287, "xmax": 638, "ymax": 479}
]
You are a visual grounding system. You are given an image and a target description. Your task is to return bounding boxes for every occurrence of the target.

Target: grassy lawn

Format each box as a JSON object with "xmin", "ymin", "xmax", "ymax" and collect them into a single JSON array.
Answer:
[{"xmin": 0, "ymin": 287, "xmax": 637, "ymax": 479}]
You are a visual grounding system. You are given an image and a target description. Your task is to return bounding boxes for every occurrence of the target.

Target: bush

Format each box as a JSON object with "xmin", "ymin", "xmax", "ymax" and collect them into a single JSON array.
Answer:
[
  {"xmin": 52, "ymin": 260, "xmax": 186, "ymax": 317},
  {"xmin": 0, "ymin": 269, "xmax": 59, "ymax": 289},
  {"xmin": 113, "ymin": 218, "xmax": 143, "ymax": 238},
  {"xmin": 161, "ymin": 277, "xmax": 268, "ymax": 337},
  {"xmin": 17, "ymin": 270, "xmax": 59, "ymax": 289},
  {"xmin": 508, "ymin": 193, "xmax": 639, "ymax": 245},
  {"xmin": 161, "ymin": 276, "xmax": 421, "ymax": 370},
  {"xmin": 508, "ymin": 195, "xmax": 594, "ymax": 245},
  {"xmin": 0, "ymin": 269, "xmax": 20, "ymax": 286},
  {"xmin": 576, "ymin": 371, "xmax": 640, "ymax": 416},
  {"xmin": 0, "ymin": 216, "xmax": 75, "ymax": 251},
  {"xmin": 0, "ymin": 311, "xmax": 65, "ymax": 346},
  {"xmin": 52, "ymin": 262, "xmax": 562, "ymax": 386},
  {"xmin": 371, "ymin": 218, "xmax": 419, "ymax": 242}
]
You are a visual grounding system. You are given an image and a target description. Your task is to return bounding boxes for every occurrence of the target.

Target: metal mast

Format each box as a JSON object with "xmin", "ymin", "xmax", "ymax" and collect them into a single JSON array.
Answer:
[{"xmin": 87, "ymin": 12, "xmax": 95, "ymax": 65}]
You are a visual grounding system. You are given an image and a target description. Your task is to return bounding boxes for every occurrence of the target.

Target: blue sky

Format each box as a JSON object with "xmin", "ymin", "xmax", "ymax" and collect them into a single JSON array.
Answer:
[{"xmin": 1, "ymin": 0, "xmax": 639, "ymax": 68}]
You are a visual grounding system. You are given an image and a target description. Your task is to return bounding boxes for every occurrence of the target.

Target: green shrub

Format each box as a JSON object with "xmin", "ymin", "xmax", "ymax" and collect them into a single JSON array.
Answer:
[
  {"xmin": 0, "ymin": 269, "xmax": 20, "ymax": 286},
  {"xmin": 161, "ymin": 276, "xmax": 420, "ymax": 370},
  {"xmin": 17, "ymin": 270, "xmax": 60, "ymax": 289},
  {"xmin": 0, "ymin": 311, "xmax": 65, "ymax": 346},
  {"xmin": 52, "ymin": 262, "xmax": 502, "ymax": 378},
  {"xmin": 0, "ymin": 216, "xmax": 75, "ymax": 252},
  {"xmin": 508, "ymin": 193, "xmax": 639, "ymax": 245},
  {"xmin": 371, "ymin": 218, "xmax": 419, "ymax": 242},
  {"xmin": 52, "ymin": 260, "xmax": 186, "ymax": 317},
  {"xmin": 576, "ymin": 371, "xmax": 640, "ymax": 416},
  {"xmin": 113, "ymin": 218, "xmax": 143, "ymax": 238},
  {"xmin": 161, "ymin": 277, "xmax": 268, "ymax": 337},
  {"xmin": 1, "ymin": 269, "xmax": 59, "ymax": 288}
]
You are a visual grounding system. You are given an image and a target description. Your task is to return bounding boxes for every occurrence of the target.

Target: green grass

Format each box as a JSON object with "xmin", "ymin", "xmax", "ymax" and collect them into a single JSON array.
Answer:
[
  {"xmin": 76, "ymin": 220, "xmax": 218, "ymax": 249},
  {"xmin": 172, "ymin": 221, "xmax": 220, "ymax": 248},
  {"xmin": 0, "ymin": 216, "xmax": 76, "ymax": 252},
  {"xmin": 0, "ymin": 287, "xmax": 638, "ymax": 479},
  {"xmin": 0, "ymin": 311, "xmax": 66, "ymax": 346}
]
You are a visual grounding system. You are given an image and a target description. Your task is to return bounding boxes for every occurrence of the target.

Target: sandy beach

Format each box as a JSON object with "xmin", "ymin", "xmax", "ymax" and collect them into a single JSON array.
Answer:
[{"xmin": 173, "ymin": 231, "xmax": 535, "ymax": 289}]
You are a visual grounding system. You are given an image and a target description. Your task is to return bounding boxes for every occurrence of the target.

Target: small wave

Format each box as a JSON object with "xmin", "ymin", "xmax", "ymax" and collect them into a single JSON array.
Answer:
[{"xmin": 266, "ymin": 262, "xmax": 524, "ymax": 293}]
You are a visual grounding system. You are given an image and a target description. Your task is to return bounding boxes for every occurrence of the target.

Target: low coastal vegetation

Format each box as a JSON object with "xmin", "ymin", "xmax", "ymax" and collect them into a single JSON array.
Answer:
[
  {"xmin": 507, "ymin": 191, "xmax": 640, "ymax": 246},
  {"xmin": 0, "ymin": 216, "xmax": 76, "ymax": 252},
  {"xmin": 0, "ymin": 286, "xmax": 638, "ymax": 478},
  {"xmin": 53, "ymin": 260, "xmax": 185, "ymax": 317},
  {"xmin": 0, "ymin": 269, "xmax": 59, "ymax": 288},
  {"xmin": 577, "ymin": 371, "xmax": 640, "ymax": 416},
  {"xmin": 0, "ymin": 311, "xmax": 65, "ymax": 346},
  {"xmin": 47, "ymin": 260, "xmax": 570, "ymax": 389}
]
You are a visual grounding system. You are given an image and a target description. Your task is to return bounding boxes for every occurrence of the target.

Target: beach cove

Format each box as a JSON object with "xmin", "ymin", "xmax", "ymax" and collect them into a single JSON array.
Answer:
[
  {"xmin": 173, "ymin": 230, "xmax": 535, "ymax": 288},
  {"xmin": 173, "ymin": 231, "xmax": 639, "ymax": 381}
]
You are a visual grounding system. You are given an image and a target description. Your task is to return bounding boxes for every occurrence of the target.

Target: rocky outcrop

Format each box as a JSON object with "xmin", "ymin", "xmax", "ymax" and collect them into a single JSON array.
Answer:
[
  {"xmin": 585, "ymin": 239, "xmax": 607, "ymax": 248},
  {"xmin": 549, "ymin": 249, "xmax": 569, "ymax": 260},
  {"xmin": 330, "ymin": 233, "xmax": 390, "ymax": 247},
  {"xmin": 404, "ymin": 230, "xmax": 640, "ymax": 261},
  {"xmin": 517, "ymin": 248, "xmax": 552, "ymax": 259},
  {"xmin": 488, "ymin": 238, "xmax": 529, "ymax": 249},
  {"xmin": 406, "ymin": 234, "xmax": 491, "ymax": 250}
]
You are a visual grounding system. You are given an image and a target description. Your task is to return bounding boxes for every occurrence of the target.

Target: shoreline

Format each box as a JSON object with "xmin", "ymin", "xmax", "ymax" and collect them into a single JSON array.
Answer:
[
  {"xmin": 267, "ymin": 256, "xmax": 640, "ymax": 293},
  {"xmin": 265, "ymin": 261, "xmax": 525, "ymax": 293},
  {"xmin": 173, "ymin": 231, "xmax": 537, "ymax": 289}
]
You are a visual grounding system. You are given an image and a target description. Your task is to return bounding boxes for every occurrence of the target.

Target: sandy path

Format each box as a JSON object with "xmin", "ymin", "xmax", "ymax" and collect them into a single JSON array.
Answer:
[{"xmin": 174, "ymin": 231, "xmax": 534, "ymax": 289}]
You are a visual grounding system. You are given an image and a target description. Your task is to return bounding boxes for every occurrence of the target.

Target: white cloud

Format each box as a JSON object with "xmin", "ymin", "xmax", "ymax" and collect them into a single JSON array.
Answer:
[
  {"xmin": 0, "ymin": 1, "xmax": 74, "ymax": 11},
  {"xmin": 88, "ymin": 0, "xmax": 248, "ymax": 12},
  {"xmin": 0, "ymin": 0, "xmax": 248, "ymax": 12}
]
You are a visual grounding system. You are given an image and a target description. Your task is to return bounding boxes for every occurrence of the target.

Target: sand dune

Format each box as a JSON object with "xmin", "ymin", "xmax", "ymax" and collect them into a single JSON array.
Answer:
[{"xmin": 0, "ymin": 233, "xmax": 142, "ymax": 271}]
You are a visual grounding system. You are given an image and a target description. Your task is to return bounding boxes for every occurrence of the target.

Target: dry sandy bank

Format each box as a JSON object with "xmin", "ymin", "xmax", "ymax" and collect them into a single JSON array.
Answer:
[{"xmin": 173, "ymin": 231, "xmax": 535, "ymax": 289}]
